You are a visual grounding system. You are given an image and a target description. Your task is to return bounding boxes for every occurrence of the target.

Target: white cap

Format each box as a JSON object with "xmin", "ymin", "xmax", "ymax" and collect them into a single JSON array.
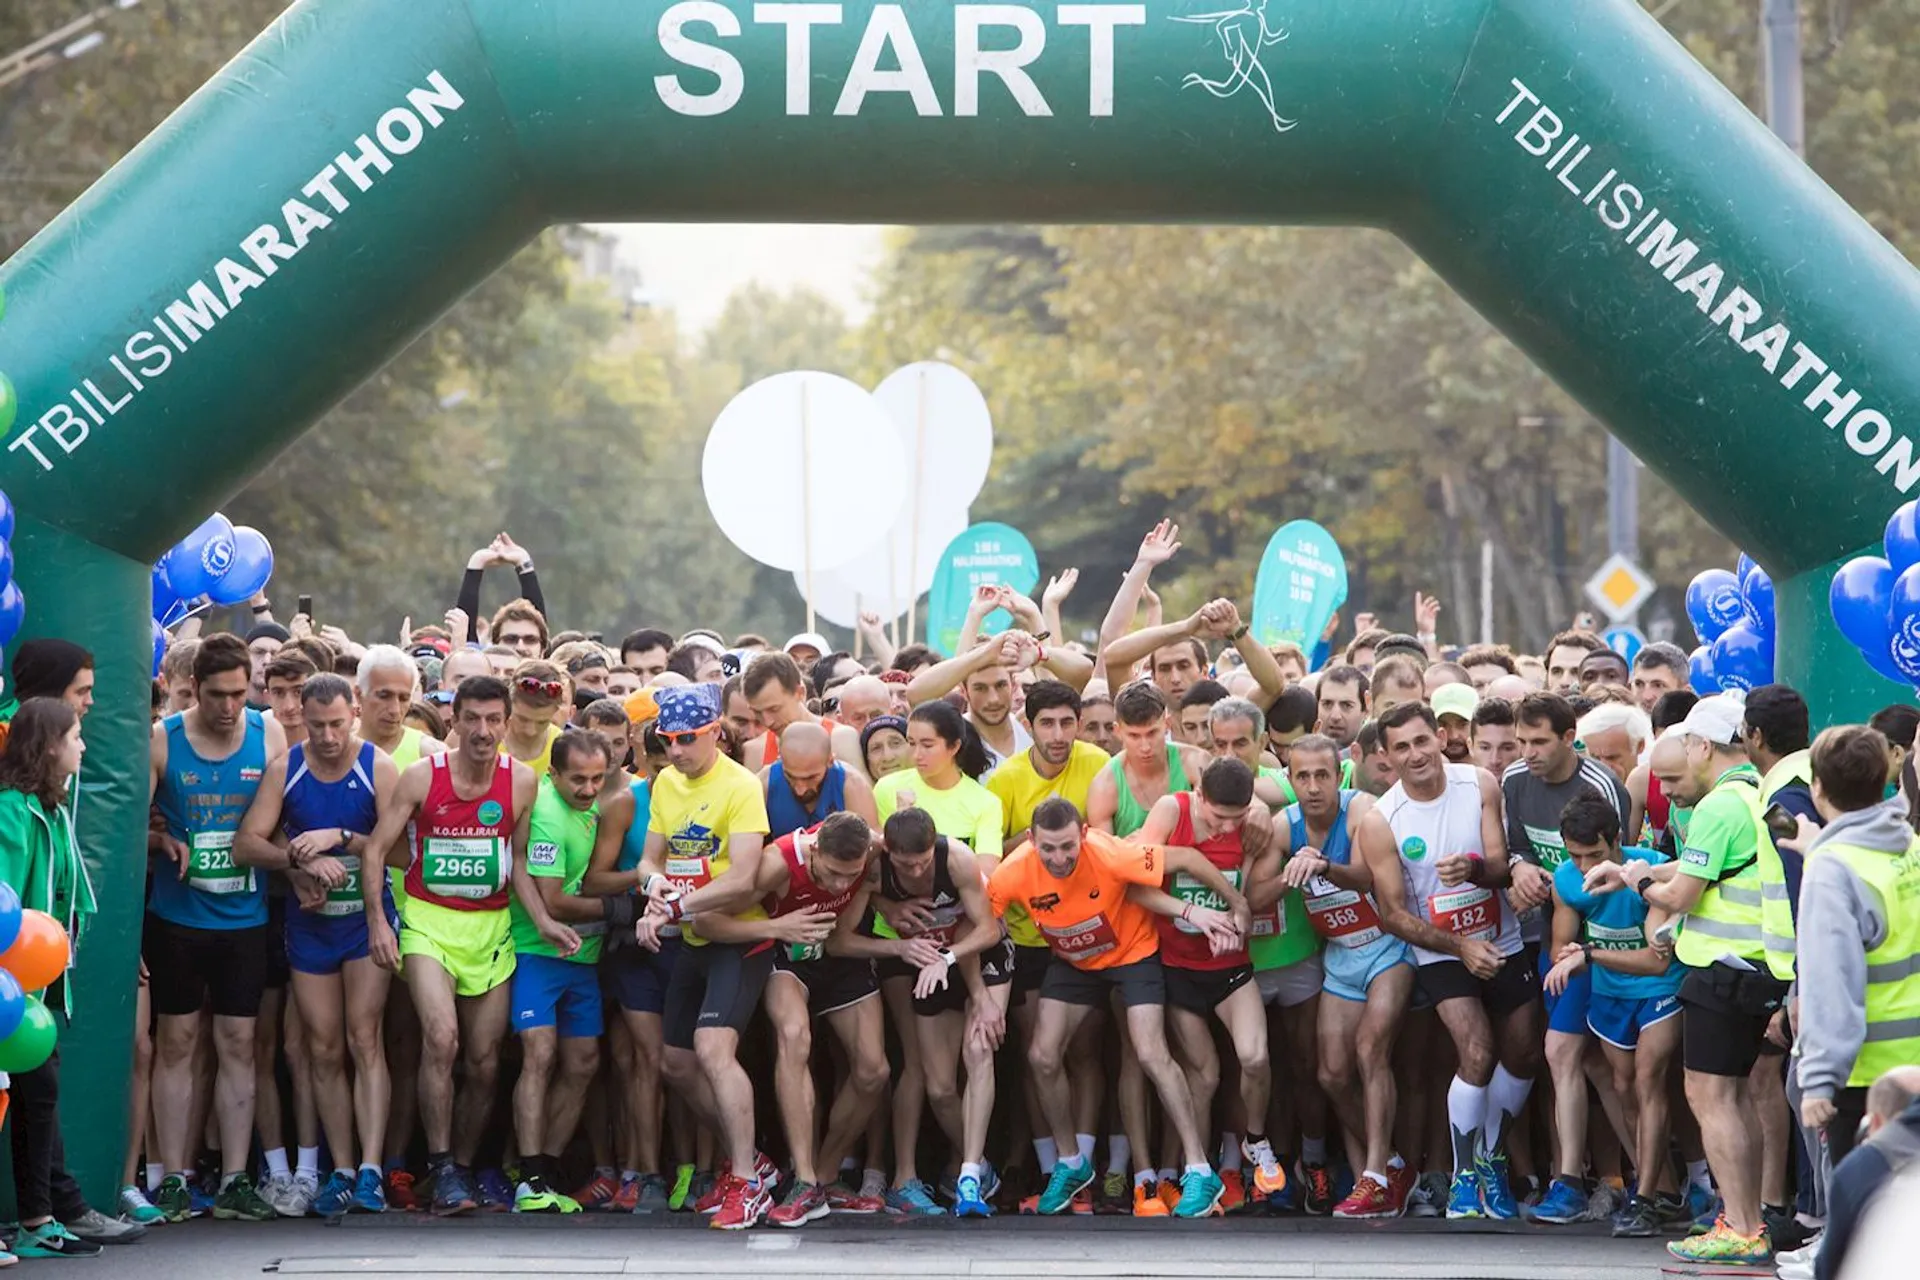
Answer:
[
  {"xmin": 784, "ymin": 632, "xmax": 830, "ymax": 658},
  {"xmin": 1675, "ymin": 693, "xmax": 1747, "ymax": 746}
]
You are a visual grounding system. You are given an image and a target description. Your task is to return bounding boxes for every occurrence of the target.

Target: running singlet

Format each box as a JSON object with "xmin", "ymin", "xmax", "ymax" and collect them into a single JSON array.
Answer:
[
  {"xmin": 151, "ymin": 708, "xmax": 270, "ymax": 930},
  {"xmin": 765, "ymin": 760, "xmax": 848, "ymax": 839},
  {"xmin": 1106, "ymin": 744, "xmax": 1190, "ymax": 838},
  {"xmin": 281, "ymin": 741, "xmax": 383, "ymax": 919},
  {"xmin": 767, "ymin": 826, "xmax": 867, "ymax": 960},
  {"xmin": 759, "ymin": 718, "xmax": 840, "ymax": 768},
  {"xmin": 1288, "ymin": 793, "xmax": 1386, "ymax": 949},
  {"xmin": 384, "ymin": 727, "xmax": 428, "ymax": 903},
  {"xmin": 1377, "ymin": 763, "xmax": 1520, "ymax": 966},
  {"xmin": 877, "ymin": 835, "xmax": 967, "ymax": 948},
  {"xmin": 649, "ymin": 754, "xmax": 771, "ymax": 946},
  {"xmin": 1158, "ymin": 792, "xmax": 1247, "ymax": 972},
  {"xmin": 406, "ymin": 754, "xmax": 516, "ymax": 911},
  {"xmin": 987, "ymin": 829, "xmax": 1163, "ymax": 970},
  {"xmin": 1552, "ymin": 849, "xmax": 1684, "ymax": 1000}
]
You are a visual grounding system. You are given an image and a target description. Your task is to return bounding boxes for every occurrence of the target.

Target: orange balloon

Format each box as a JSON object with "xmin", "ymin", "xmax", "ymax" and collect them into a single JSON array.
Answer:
[{"xmin": 0, "ymin": 910, "xmax": 69, "ymax": 994}]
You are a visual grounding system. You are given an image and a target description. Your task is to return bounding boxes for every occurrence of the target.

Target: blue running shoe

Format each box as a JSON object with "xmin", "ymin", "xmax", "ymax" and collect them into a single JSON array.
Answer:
[
  {"xmin": 1525, "ymin": 1176, "xmax": 1588, "ymax": 1225},
  {"xmin": 953, "ymin": 1174, "xmax": 993, "ymax": 1218},
  {"xmin": 981, "ymin": 1161, "xmax": 1002, "ymax": 1201},
  {"xmin": 312, "ymin": 1170, "xmax": 356, "ymax": 1219},
  {"xmin": 188, "ymin": 1179, "xmax": 216, "ymax": 1219},
  {"xmin": 1475, "ymin": 1152, "xmax": 1519, "ymax": 1220},
  {"xmin": 1173, "ymin": 1168, "xmax": 1225, "ymax": 1219},
  {"xmin": 351, "ymin": 1167, "xmax": 386, "ymax": 1214},
  {"xmin": 477, "ymin": 1167, "xmax": 513, "ymax": 1212},
  {"xmin": 1445, "ymin": 1170, "xmax": 1486, "ymax": 1220},
  {"xmin": 1686, "ymin": 1187, "xmax": 1722, "ymax": 1234},
  {"xmin": 885, "ymin": 1179, "xmax": 942, "ymax": 1216},
  {"xmin": 432, "ymin": 1163, "xmax": 477, "ymax": 1217},
  {"xmin": 1037, "ymin": 1161, "xmax": 1095, "ymax": 1215}
]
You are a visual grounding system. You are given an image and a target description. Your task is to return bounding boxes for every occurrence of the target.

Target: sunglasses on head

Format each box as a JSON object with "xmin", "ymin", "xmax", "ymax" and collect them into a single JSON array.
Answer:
[
  {"xmin": 516, "ymin": 676, "xmax": 564, "ymax": 701},
  {"xmin": 425, "ymin": 689, "xmax": 456, "ymax": 705}
]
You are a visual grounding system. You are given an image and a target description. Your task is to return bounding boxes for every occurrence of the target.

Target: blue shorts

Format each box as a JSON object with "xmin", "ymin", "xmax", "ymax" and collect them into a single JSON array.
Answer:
[
  {"xmin": 286, "ymin": 903, "xmax": 399, "ymax": 977},
  {"xmin": 1322, "ymin": 933, "xmax": 1413, "ymax": 1003},
  {"xmin": 512, "ymin": 952, "xmax": 604, "ymax": 1039},
  {"xmin": 1587, "ymin": 990, "xmax": 1682, "ymax": 1050},
  {"xmin": 1543, "ymin": 960, "xmax": 1592, "ymax": 1036},
  {"xmin": 600, "ymin": 937, "xmax": 683, "ymax": 1015}
]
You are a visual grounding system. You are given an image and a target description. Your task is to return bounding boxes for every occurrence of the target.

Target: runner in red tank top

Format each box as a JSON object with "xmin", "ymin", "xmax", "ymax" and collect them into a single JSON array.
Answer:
[
  {"xmin": 687, "ymin": 812, "xmax": 889, "ymax": 1223},
  {"xmin": 406, "ymin": 754, "xmax": 518, "ymax": 910},
  {"xmin": 1132, "ymin": 758, "xmax": 1283, "ymax": 1200}
]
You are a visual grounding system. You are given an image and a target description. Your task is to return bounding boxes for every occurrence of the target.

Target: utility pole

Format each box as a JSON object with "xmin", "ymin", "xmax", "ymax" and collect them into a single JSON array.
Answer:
[
  {"xmin": 1607, "ymin": 437, "xmax": 1640, "ymax": 561},
  {"xmin": 1761, "ymin": 0, "xmax": 1805, "ymax": 156}
]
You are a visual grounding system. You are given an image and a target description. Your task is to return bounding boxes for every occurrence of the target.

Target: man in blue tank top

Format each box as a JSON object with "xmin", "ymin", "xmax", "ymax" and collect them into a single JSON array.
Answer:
[
  {"xmin": 237, "ymin": 673, "xmax": 401, "ymax": 1218},
  {"xmin": 762, "ymin": 723, "xmax": 877, "ymax": 839},
  {"xmin": 145, "ymin": 633, "xmax": 288, "ymax": 1224}
]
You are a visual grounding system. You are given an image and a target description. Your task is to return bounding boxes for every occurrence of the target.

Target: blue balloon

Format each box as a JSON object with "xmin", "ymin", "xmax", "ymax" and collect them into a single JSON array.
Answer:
[
  {"xmin": 0, "ymin": 538, "xmax": 12, "ymax": 595},
  {"xmin": 0, "ymin": 581, "xmax": 23, "ymax": 651},
  {"xmin": 1888, "ymin": 564, "xmax": 1920, "ymax": 684},
  {"xmin": 1741, "ymin": 562, "xmax": 1775, "ymax": 635},
  {"xmin": 1737, "ymin": 553, "xmax": 1757, "ymax": 582},
  {"xmin": 0, "ymin": 489, "xmax": 13, "ymax": 543},
  {"xmin": 1689, "ymin": 645, "xmax": 1720, "ymax": 695},
  {"xmin": 1711, "ymin": 622, "xmax": 1775, "ymax": 693},
  {"xmin": 1888, "ymin": 501, "xmax": 1920, "ymax": 577},
  {"xmin": 208, "ymin": 526, "xmax": 273, "ymax": 606},
  {"xmin": 0, "ymin": 971, "xmax": 23, "ymax": 1046},
  {"xmin": 162, "ymin": 512, "xmax": 237, "ymax": 601},
  {"xmin": 151, "ymin": 617, "xmax": 167, "ymax": 678},
  {"xmin": 1829, "ymin": 556, "xmax": 1909, "ymax": 682},
  {"xmin": 150, "ymin": 561, "xmax": 180, "ymax": 621},
  {"xmin": 1686, "ymin": 569, "xmax": 1745, "ymax": 644},
  {"xmin": 0, "ymin": 883, "xmax": 21, "ymax": 956}
]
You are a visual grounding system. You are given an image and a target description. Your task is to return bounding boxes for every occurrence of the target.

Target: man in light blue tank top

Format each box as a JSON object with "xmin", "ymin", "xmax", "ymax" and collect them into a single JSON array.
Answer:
[
  {"xmin": 144, "ymin": 633, "xmax": 287, "ymax": 1224},
  {"xmin": 237, "ymin": 673, "xmax": 401, "ymax": 1217}
]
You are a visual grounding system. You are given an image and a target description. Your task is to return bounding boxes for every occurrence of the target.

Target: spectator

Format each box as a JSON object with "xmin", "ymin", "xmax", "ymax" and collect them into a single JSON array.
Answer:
[{"xmin": 1815, "ymin": 1066, "xmax": 1920, "ymax": 1280}]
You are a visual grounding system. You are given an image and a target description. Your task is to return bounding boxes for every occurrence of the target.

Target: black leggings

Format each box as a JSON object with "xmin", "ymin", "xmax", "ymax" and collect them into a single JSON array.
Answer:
[{"xmin": 8, "ymin": 1046, "xmax": 89, "ymax": 1224}]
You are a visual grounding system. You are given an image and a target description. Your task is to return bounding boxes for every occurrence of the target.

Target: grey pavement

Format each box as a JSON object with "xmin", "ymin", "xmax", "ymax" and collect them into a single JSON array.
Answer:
[{"xmin": 92, "ymin": 1215, "xmax": 1695, "ymax": 1280}]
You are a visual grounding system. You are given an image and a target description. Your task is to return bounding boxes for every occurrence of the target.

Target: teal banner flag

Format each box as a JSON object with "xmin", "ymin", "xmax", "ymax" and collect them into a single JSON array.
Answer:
[
  {"xmin": 1251, "ymin": 520, "xmax": 1349, "ymax": 650},
  {"xmin": 925, "ymin": 523, "xmax": 1039, "ymax": 656}
]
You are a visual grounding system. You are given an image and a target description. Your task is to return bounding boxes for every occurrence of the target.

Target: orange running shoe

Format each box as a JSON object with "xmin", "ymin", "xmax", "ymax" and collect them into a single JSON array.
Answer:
[
  {"xmin": 1157, "ymin": 1179, "xmax": 1180, "ymax": 1213},
  {"xmin": 1133, "ymin": 1183, "xmax": 1170, "ymax": 1217},
  {"xmin": 1219, "ymin": 1169, "xmax": 1246, "ymax": 1212}
]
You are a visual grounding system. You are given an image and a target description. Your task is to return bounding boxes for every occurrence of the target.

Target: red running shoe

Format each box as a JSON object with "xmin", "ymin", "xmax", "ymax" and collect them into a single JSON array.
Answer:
[
  {"xmin": 573, "ymin": 1173, "xmax": 618, "ymax": 1212},
  {"xmin": 1333, "ymin": 1177, "xmax": 1395, "ymax": 1220},
  {"xmin": 710, "ymin": 1175, "xmax": 772, "ymax": 1231}
]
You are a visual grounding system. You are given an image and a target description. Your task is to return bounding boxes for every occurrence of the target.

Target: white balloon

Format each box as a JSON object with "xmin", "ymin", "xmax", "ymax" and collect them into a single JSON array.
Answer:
[
  {"xmin": 828, "ymin": 501, "xmax": 971, "ymax": 621},
  {"xmin": 702, "ymin": 371, "xmax": 905, "ymax": 573},
  {"xmin": 874, "ymin": 362, "xmax": 994, "ymax": 513},
  {"xmin": 796, "ymin": 568, "xmax": 864, "ymax": 630}
]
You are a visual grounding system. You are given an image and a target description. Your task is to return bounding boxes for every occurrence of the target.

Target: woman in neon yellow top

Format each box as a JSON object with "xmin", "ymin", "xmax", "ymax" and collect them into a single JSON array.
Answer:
[{"xmin": 871, "ymin": 702, "xmax": 1003, "ymax": 863}]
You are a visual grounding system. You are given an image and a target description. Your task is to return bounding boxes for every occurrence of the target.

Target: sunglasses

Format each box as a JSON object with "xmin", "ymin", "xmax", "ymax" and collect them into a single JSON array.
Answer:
[
  {"xmin": 425, "ymin": 689, "xmax": 456, "ymax": 705},
  {"xmin": 516, "ymin": 676, "xmax": 564, "ymax": 701},
  {"xmin": 661, "ymin": 726, "xmax": 712, "ymax": 747}
]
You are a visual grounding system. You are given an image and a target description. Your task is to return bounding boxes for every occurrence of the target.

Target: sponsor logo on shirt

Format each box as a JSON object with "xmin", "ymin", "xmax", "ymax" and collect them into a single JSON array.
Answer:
[
  {"xmin": 529, "ymin": 840, "xmax": 559, "ymax": 868},
  {"xmin": 477, "ymin": 800, "xmax": 504, "ymax": 827},
  {"xmin": 1402, "ymin": 836, "xmax": 1428, "ymax": 861}
]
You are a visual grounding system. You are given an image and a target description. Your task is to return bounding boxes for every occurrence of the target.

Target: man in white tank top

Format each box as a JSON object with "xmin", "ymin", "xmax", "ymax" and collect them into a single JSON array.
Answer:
[{"xmin": 1360, "ymin": 702, "xmax": 1538, "ymax": 1223}]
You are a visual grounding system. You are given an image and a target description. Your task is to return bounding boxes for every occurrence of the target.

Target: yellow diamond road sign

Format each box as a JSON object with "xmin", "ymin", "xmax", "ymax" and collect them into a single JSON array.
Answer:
[{"xmin": 1586, "ymin": 553, "xmax": 1656, "ymax": 622}]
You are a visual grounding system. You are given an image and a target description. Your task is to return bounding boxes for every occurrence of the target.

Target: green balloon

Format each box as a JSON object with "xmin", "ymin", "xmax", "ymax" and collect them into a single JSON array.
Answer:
[
  {"xmin": 0, "ymin": 371, "xmax": 15, "ymax": 438},
  {"xmin": 0, "ymin": 999, "xmax": 57, "ymax": 1072}
]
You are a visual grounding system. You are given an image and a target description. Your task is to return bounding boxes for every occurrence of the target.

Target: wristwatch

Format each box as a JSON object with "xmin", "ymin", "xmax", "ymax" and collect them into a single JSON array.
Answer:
[
  {"xmin": 1635, "ymin": 874, "xmax": 1656, "ymax": 896},
  {"xmin": 1227, "ymin": 623, "xmax": 1249, "ymax": 641},
  {"xmin": 938, "ymin": 948, "xmax": 957, "ymax": 969}
]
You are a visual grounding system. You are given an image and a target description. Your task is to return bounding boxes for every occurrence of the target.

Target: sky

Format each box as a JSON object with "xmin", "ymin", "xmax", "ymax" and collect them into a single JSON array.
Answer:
[{"xmin": 593, "ymin": 223, "xmax": 890, "ymax": 333}]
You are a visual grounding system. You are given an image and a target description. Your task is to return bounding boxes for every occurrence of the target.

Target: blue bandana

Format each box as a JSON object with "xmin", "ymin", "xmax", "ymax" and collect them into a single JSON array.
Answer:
[{"xmin": 656, "ymin": 682, "xmax": 722, "ymax": 734}]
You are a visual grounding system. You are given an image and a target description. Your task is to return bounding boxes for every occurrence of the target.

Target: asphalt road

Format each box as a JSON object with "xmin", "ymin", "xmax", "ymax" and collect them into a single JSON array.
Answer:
[{"xmin": 90, "ymin": 1213, "xmax": 1704, "ymax": 1280}]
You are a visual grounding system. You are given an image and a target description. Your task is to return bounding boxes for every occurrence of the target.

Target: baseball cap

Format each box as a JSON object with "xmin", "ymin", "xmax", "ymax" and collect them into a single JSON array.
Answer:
[
  {"xmin": 784, "ymin": 632, "xmax": 830, "ymax": 659},
  {"xmin": 1675, "ymin": 692, "xmax": 1746, "ymax": 745},
  {"xmin": 1431, "ymin": 683, "xmax": 1478, "ymax": 723},
  {"xmin": 1374, "ymin": 633, "xmax": 1428, "ymax": 665},
  {"xmin": 655, "ymin": 683, "xmax": 721, "ymax": 735},
  {"xmin": 622, "ymin": 688, "xmax": 660, "ymax": 726}
]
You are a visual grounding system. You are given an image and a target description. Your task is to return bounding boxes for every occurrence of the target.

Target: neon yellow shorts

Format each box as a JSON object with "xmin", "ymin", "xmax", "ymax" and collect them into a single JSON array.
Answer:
[{"xmin": 399, "ymin": 896, "xmax": 514, "ymax": 997}]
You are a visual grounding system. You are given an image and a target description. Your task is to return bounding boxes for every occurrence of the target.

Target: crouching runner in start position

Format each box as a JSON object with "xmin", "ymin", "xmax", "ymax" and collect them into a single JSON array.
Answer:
[{"xmin": 988, "ymin": 797, "xmax": 1250, "ymax": 1218}]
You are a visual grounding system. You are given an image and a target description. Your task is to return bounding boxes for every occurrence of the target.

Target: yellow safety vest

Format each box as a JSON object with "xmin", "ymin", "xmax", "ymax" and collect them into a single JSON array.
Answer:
[
  {"xmin": 1823, "ymin": 837, "xmax": 1920, "ymax": 1087},
  {"xmin": 1674, "ymin": 770, "xmax": 1768, "ymax": 970},
  {"xmin": 1757, "ymin": 751, "xmax": 1812, "ymax": 981}
]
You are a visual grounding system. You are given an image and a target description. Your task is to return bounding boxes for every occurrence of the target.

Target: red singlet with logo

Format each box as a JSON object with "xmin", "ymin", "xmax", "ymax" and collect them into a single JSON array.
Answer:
[
  {"xmin": 765, "ymin": 826, "xmax": 862, "ymax": 920},
  {"xmin": 1157, "ymin": 792, "xmax": 1249, "ymax": 971},
  {"xmin": 406, "ymin": 754, "xmax": 517, "ymax": 911}
]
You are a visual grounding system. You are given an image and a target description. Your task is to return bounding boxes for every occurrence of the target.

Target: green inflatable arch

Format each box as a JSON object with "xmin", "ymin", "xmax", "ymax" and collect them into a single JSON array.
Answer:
[{"xmin": 2, "ymin": 0, "xmax": 1916, "ymax": 1197}]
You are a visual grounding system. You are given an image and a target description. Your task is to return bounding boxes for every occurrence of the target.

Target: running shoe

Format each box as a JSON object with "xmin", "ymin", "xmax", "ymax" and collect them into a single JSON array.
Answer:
[
  {"xmin": 886, "ymin": 1179, "xmax": 943, "ymax": 1216},
  {"xmin": 952, "ymin": 1174, "xmax": 993, "ymax": 1219},
  {"xmin": 1666, "ymin": 1216, "xmax": 1771, "ymax": 1266},
  {"xmin": 1766, "ymin": 1206, "xmax": 1817, "ymax": 1253},
  {"xmin": 1294, "ymin": 1160, "xmax": 1328, "ymax": 1214},
  {"xmin": 477, "ymin": 1167, "xmax": 513, "ymax": 1212},
  {"xmin": 213, "ymin": 1173, "xmax": 277, "ymax": 1222},
  {"xmin": 152, "ymin": 1174, "xmax": 195, "ymax": 1224},
  {"xmin": 1687, "ymin": 1190, "xmax": 1723, "ymax": 1234},
  {"xmin": 386, "ymin": 1168, "xmax": 420, "ymax": 1213},
  {"xmin": 312, "ymin": 1169, "xmax": 357, "ymax": 1219},
  {"xmin": 1609, "ymin": 1193, "xmax": 1662, "ymax": 1238},
  {"xmin": 1475, "ymin": 1152, "xmax": 1519, "ymax": 1220},
  {"xmin": 60, "ymin": 1208, "xmax": 144, "ymax": 1245},
  {"xmin": 574, "ymin": 1172, "xmax": 619, "ymax": 1212},
  {"xmin": 710, "ymin": 1176, "xmax": 772, "ymax": 1231},
  {"xmin": 1653, "ymin": 1191, "xmax": 1692, "ymax": 1227},
  {"xmin": 634, "ymin": 1174, "xmax": 673, "ymax": 1215},
  {"xmin": 610, "ymin": 1176, "xmax": 640, "ymax": 1213},
  {"xmin": 668, "ymin": 1164, "xmax": 697, "ymax": 1212},
  {"xmin": 825, "ymin": 1181, "xmax": 883, "ymax": 1215},
  {"xmin": 187, "ymin": 1177, "xmax": 216, "ymax": 1219},
  {"xmin": 1409, "ymin": 1171, "xmax": 1446, "ymax": 1218},
  {"xmin": 1578, "ymin": 1179, "xmax": 1622, "ymax": 1224},
  {"xmin": 1385, "ymin": 1165, "xmax": 1417, "ymax": 1217},
  {"xmin": 261, "ymin": 1171, "xmax": 298, "ymax": 1218},
  {"xmin": 1332, "ymin": 1176, "xmax": 1394, "ymax": 1220},
  {"xmin": 696, "ymin": 1168, "xmax": 731, "ymax": 1215},
  {"xmin": 1037, "ymin": 1161, "xmax": 1095, "ymax": 1215},
  {"xmin": 1444, "ymin": 1169, "xmax": 1485, "ymax": 1220},
  {"xmin": 1095, "ymin": 1171, "xmax": 1129, "ymax": 1215},
  {"xmin": 769, "ymin": 1181, "xmax": 830, "ymax": 1228},
  {"xmin": 351, "ymin": 1167, "xmax": 387, "ymax": 1214},
  {"xmin": 431, "ymin": 1163, "xmax": 477, "ymax": 1216},
  {"xmin": 117, "ymin": 1186, "xmax": 165, "ymax": 1227},
  {"xmin": 514, "ymin": 1175, "xmax": 582, "ymax": 1214},
  {"xmin": 1158, "ymin": 1178, "xmax": 1181, "ymax": 1213},
  {"xmin": 1525, "ymin": 1176, "xmax": 1587, "ymax": 1224},
  {"xmin": 1218, "ymin": 1169, "xmax": 1246, "ymax": 1212},
  {"xmin": 1173, "ymin": 1168, "xmax": 1225, "ymax": 1219},
  {"xmin": 286, "ymin": 1170, "xmax": 320, "ymax": 1218},
  {"xmin": 1071, "ymin": 1189, "xmax": 1094, "ymax": 1215},
  {"xmin": 11, "ymin": 1222, "xmax": 100, "ymax": 1259}
]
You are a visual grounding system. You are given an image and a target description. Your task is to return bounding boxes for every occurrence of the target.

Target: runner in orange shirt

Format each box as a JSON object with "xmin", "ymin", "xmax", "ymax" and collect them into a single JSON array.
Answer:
[{"xmin": 986, "ymin": 798, "xmax": 1248, "ymax": 1218}]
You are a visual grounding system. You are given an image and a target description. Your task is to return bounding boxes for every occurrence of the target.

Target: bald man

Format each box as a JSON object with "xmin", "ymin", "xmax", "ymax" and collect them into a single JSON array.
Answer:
[
  {"xmin": 835, "ymin": 676, "xmax": 891, "ymax": 735},
  {"xmin": 1486, "ymin": 674, "xmax": 1532, "ymax": 704},
  {"xmin": 762, "ymin": 722, "xmax": 877, "ymax": 839}
]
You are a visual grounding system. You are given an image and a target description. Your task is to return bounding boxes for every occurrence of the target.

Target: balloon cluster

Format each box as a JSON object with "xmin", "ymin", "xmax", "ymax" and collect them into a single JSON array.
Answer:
[
  {"xmin": 150, "ymin": 513, "xmax": 274, "ymax": 672},
  {"xmin": 0, "ymin": 488, "xmax": 22, "ymax": 654},
  {"xmin": 0, "ymin": 884, "xmax": 70, "ymax": 1073},
  {"xmin": 1828, "ymin": 499, "xmax": 1920, "ymax": 686},
  {"xmin": 1687, "ymin": 554, "xmax": 1776, "ymax": 693}
]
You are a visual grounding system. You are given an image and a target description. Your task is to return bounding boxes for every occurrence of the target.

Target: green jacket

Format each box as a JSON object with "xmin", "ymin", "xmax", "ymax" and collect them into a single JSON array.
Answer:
[{"xmin": 0, "ymin": 786, "xmax": 97, "ymax": 1015}]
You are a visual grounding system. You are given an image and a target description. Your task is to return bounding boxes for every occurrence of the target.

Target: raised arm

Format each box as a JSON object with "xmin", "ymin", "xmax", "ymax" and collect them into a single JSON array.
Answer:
[
  {"xmin": 904, "ymin": 630, "xmax": 1018, "ymax": 706},
  {"xmin": 1096, "ymin": 521, "xmax": 1181, "ymax": 678}
]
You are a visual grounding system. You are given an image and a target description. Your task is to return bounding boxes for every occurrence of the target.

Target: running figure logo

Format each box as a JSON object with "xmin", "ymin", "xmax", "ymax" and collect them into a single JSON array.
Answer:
[{"xmin": 1174, "ymin": 1, "xmax": 1297, "ymax": 134}]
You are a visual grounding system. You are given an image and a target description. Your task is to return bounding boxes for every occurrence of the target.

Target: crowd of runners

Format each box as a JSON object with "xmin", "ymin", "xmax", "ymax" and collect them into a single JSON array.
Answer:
[{"xmin": 3, "ymin": 524, "xmax": 1917, "ymax": 1277}]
